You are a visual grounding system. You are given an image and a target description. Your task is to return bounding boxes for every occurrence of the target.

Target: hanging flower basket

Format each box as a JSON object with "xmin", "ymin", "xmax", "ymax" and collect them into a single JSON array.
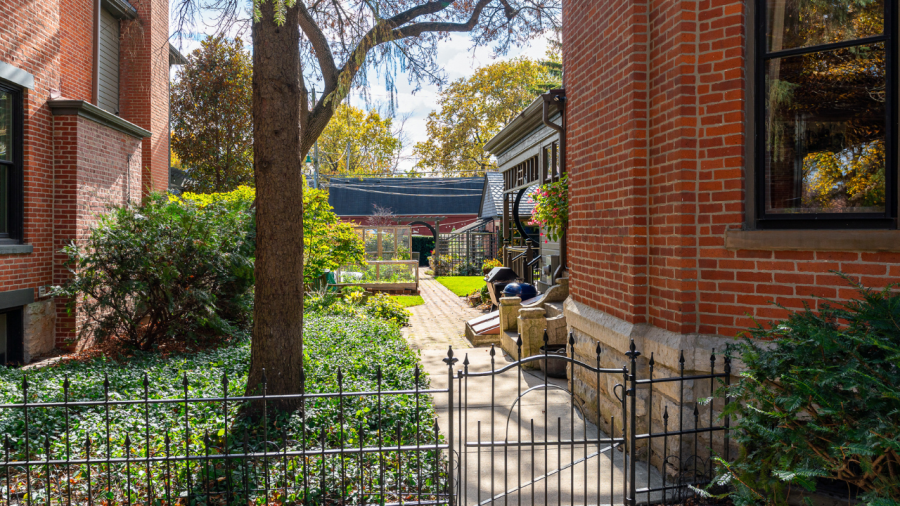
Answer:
[{"xmin": 530, "ymin": 174, "xmax": 568, "ymax": 243}]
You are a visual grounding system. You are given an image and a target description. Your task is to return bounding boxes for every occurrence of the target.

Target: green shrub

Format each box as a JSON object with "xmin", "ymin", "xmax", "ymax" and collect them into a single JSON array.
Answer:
[
  {"xmin": 720, "ymin": 278, "xmax": 900, "ymax": 505},
  {"xmin": 304, "ymin": 289, "xmax": 411, "ymax": 327},
  {"xmin": 55, "ymin": 194, "xmax": 255, "ymax": 351},
  {"xmin": 480, "ymin": 284, "xmax": 490, "ymax": 304},
  {"xmin": 364, "ymin": 292, "xmax": 411, "ymax": 326}
]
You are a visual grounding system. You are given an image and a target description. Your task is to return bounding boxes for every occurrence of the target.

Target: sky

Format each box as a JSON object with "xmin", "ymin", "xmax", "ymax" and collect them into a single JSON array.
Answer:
[
  {"xmin": 349, "ymin": 34, "xmax": 551, "ymax": 173},
  {"xmin": 171, "ymin": 6, "xmax": 551, "ymax": 174}
]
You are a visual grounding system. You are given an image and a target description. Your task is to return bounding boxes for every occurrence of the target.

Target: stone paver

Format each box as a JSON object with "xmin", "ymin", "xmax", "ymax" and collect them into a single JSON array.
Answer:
[{"xmin": 402, "ymin": 273, "xmax": 483, "ymax": 351}]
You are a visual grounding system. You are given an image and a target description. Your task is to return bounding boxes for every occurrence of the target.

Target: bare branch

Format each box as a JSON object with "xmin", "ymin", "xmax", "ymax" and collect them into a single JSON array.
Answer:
[{"xmin": 297, "ymin": 2, "xmax": 338, "ymax": 90}]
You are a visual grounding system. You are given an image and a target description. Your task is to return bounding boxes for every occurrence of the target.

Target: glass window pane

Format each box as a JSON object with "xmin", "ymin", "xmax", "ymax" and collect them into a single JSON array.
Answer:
[
  {"xmin": 0, "ymin": 165, "xmax": 6, "ymax": 235},
  {"xmin": 766, "ymin": 0, "xmax": 884, "ymax": 53},
  {"xmin": 764, "ymin": 43, "xmax": 886, "ymax": 215},
  {"xmin": 0, "ymin": 91, "xmax": 11, "ymax": 162}
]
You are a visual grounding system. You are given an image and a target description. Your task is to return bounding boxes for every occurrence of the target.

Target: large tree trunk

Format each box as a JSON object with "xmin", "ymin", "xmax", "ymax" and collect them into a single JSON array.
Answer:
[{"xmin": 245, "ymin": 2, "xmax": 304, "ymax": 412}]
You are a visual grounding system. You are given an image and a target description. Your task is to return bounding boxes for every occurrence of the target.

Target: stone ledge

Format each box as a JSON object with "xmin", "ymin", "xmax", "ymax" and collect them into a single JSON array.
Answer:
[
  {"xmin": 563, "ymin": 297, "xmax": 743, "ymax": 374},
  {"xmin": 725, "ymin": 228, "xmax": 900, "ymax": 252},
  {"xmin": 0, "ymin": 244, "xmax": 33, "ymax": 255},
  {"xmin": 48, "ymin": 99, "xmax": 151, "ymax": 139}
]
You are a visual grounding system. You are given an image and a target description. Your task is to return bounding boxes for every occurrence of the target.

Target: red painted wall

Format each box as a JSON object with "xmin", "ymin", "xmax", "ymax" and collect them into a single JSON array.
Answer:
[{"xmin": 563, "ymin": 0, "xmax": 900, "ymax": 339}]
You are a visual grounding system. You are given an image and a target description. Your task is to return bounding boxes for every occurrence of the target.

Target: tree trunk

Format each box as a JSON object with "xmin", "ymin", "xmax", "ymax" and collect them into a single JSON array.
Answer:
[{"xmin": 245, "ymin": 2, "xmax": 304, "ymax": 412}]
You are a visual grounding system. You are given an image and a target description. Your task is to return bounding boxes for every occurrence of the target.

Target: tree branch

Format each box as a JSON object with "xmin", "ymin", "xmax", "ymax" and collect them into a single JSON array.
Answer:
[
  {"xmin": 298, "ymin": 2, "xmax": 338, "ymax": 91},
  {"xmin": 307, "ymin": 0, "xmax": 491, "ymax": 142}
]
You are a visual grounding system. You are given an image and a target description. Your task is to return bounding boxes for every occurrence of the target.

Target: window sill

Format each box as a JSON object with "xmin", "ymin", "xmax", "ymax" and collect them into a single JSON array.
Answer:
[
  {"xmin": 725, "ymin": 229, "xmax": 900, "ymax": 252},
  {"xmin": 0, "ymin": 244, "xmax": 33, "ymax": 255}
]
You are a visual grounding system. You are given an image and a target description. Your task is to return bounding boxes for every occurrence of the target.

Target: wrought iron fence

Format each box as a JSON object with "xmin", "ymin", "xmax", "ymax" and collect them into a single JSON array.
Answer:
[
  {"xmin": 0, "ymin": 368, "xmax": 452, "ymax": 506},
  {"xmin": 0, "ymin": 340, "xmax": 732, "ymax": 506},
  {"xmin": 453, "ymin": 334, "xmax": 732, "ymax": 506}
]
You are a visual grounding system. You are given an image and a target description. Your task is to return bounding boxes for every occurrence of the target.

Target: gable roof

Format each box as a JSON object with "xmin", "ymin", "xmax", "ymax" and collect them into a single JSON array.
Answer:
[
  {"xmin": 328, "ymin": 177, "xmax": 484, "ymax": 217},
  {"xmin": 479, "ymin": 172, "xmax": 535, "ymax": 219}
]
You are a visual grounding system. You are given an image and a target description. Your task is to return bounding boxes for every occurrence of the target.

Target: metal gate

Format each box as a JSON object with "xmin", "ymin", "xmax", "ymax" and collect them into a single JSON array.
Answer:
[{"xmin": 443, "ymin": 334, "xmax": 732, "ymax": 506}]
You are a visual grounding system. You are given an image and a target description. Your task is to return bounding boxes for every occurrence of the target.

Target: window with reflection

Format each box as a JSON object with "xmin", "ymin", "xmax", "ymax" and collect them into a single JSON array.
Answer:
[
  {"xmin": 758, "ymin": 0, "xmax": 894, "ymax": 226},
  {"xmin": 0, "ymin": 83, "xmax": 22, "ymax": 242}
]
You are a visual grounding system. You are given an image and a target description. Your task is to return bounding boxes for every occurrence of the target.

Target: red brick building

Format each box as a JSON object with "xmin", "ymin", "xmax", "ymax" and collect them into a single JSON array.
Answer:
[
  {"xmin": 560, "ymin": 0, "xmax": 897, "ymax": 465},
  {"xmin": 0, "ymin": 0, "xmax": 178, "ymax": 363}
]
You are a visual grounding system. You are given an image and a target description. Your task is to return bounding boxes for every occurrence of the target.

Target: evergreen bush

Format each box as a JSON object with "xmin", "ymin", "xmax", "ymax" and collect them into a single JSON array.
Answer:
[
  {"xmin": 720, "ymin": 277, "xmax": 900, "ymax": 505},
  {"xmin": 55, "ymin": 194, "xmax": 255, "ymax": 350}
]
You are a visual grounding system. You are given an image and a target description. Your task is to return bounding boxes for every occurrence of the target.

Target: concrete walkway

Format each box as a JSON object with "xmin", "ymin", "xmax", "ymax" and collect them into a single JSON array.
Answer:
[{"xmin": 404, "ymin": 275, "xmax": 663, "ymax": 505}]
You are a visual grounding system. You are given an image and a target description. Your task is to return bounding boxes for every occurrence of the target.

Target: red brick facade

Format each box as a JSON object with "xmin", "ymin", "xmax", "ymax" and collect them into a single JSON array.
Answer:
[
  {"xmin": 0, "ymin": 0, "xmax": 170, "ymax": 356},
  {"xmin": 562, "ymin": 0, "xmax": 900, "ymax": 340}
]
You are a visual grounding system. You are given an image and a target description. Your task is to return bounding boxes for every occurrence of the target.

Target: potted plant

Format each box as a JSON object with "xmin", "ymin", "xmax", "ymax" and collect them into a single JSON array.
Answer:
[
  {"xmin": 482, "ymin": 258, "xmax": 502, "ymax": 275},
  {"xmin": 530, "ymin": 174, "xmax": 568, "ymax": 243}
]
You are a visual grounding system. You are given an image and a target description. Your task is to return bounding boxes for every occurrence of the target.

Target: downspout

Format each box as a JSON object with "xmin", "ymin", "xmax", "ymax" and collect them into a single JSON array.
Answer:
[
  {"xmin": 92, "ymin": 0, "xmax": 101, "ymax": 104},
  {"xmin": 541, "ymin": 89, "xmax": 567, "ymax": 279}
]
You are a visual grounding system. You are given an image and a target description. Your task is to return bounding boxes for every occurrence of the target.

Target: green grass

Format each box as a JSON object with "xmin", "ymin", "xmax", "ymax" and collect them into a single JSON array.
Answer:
[
  {"xmin": 392, "ymin": 295, "xmax": 425, "ymax": 307},
  {"xmin": 435, "ymin": 276, "xmax": 485, "ymax": 297},
  {"xmin": 0, "ymin": 314, "xmax": 438, "ymax": 504}
]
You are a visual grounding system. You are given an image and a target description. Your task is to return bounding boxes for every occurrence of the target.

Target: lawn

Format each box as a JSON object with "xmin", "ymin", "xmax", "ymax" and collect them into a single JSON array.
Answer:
[
  {"xmin": 435, "ymin": 275, "xmax": 485, "ymax": 297},
  {"xmin": 0, "ymin": 313, "xmax": 438, "ymax": 504},
  {"xmin": 392, "ymin": 295, "xmax": 425, "ymax": 307}
]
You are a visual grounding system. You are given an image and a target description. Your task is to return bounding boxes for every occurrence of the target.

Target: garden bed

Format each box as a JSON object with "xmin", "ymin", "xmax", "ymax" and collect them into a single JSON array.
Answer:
[{"xmin": 0, "ymin": 314, "xmax": 438, "ymax": 504}]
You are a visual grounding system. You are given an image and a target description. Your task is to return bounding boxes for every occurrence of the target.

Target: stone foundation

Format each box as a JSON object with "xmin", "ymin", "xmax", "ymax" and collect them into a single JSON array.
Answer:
[
  {"xmin": 23, "ymin": 300, "xmax": 56, "ymax": 362},
  {"xmin": 564, "ymin": 297, "xmax": 741, "ymax": 478}
]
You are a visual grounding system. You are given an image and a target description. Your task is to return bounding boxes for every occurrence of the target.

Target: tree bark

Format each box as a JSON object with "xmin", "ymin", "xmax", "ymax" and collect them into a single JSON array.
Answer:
[{"xmin": 245, "ymin": 1, "xmax": 305, "ymax": 412}]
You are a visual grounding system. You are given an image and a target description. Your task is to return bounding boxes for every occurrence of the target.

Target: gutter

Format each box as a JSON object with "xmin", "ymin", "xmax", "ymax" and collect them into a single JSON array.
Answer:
[{"xmin": 541, "ymin": 88, "xmax": 567, "ymax": 279}]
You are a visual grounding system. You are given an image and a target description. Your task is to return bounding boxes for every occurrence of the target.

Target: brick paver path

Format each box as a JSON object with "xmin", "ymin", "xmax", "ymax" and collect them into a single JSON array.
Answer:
[{"xmin": 402, "ymin": 272, "xmax": 483, "ymax": 351}]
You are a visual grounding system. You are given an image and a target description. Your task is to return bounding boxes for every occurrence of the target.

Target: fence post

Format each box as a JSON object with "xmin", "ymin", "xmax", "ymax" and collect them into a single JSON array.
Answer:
[
  {"xmin": 625, "ymin": 339, "xmax": 641, "ymax": 506},
  {"xmin": 444, "ymin": 347, "xmax": 458, "ymax": 505}
]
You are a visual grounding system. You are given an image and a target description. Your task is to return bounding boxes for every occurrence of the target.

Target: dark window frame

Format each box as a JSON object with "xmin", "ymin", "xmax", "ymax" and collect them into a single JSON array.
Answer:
[
  {"xmin": 0, "ymin": 80, "xmax": 24, "ymax": 243},
  {"xmin": 0, "ymin": 307, "xmax": 23, "ymax": 366},
  {"xmin": 753, "ymin": 0, "xmax": 898, "ymax": 230}
]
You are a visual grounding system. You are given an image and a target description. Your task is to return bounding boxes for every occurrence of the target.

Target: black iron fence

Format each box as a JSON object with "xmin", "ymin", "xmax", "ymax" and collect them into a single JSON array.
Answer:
[
  {"xmin": 0, "ymin": 340, "xmax": 731, "ymax": 506},
  {"xmin": 0, "ymin": 368, "xmax": 451, "ymax": 506}
]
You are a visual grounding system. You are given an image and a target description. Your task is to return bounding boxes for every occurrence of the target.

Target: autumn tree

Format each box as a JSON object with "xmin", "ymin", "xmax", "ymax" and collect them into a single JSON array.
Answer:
[
  {"xmin": 413, "ymin": 57, "xmax": 561, "ymax": 176},
  {"xmin": 173, "ymin": 0, "xmax": 560, "ymax": 408},
  {"xmin": 315, "ymin": 104, "xmax": 403, "ymax": 176},
  {"xmin": 171, "ymin": 35, "xmax": 253, "ymax": 193}
]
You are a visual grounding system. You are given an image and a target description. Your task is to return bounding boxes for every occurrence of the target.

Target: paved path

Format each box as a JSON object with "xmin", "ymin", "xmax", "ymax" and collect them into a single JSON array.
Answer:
[
  {"xmin": 402, "ymin": 273, "xmax": 483, "ymax": 351},
  {"xmin": 404, "ymin": 274, "xmax": 663, "ymax": 505}
]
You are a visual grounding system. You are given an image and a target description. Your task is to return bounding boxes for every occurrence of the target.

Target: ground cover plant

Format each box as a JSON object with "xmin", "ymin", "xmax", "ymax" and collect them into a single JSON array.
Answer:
[
  {"xmin": 435, "ymin": 276, "xmax": 485, "ymax": 297},
  {"xmin": 718, "ymin": 278, "xmax": 900, "ymax": 505},
  {"xmin": 304, "ymin": 290, "xmax": 412, "ymax": 327},
  {"xmin": 0, "ymin": 314, "xmax": 439, "ymax": 504},
  {"xmin": 392, "ymin": 295, "xmax": 425, "ymax": 308}
]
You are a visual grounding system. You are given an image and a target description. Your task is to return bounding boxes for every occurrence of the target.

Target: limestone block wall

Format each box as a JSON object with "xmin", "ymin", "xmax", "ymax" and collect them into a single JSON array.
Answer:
[{"xmin": 565, "ymin": 297, "xmax": 740, "ymax": 478}]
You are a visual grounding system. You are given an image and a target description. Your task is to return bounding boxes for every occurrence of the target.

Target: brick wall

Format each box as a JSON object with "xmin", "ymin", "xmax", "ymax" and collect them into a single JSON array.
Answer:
[
  {"xmin": 53, "ymin": 115, "xmax": 143, "ymax": 346},
  {"xmin": 1, "ymin": 0, "xmax": 168, "ymax": 353},
  {"xmin": 0, "ymin": 1, "xmax": 61, "ymax": 302},
  {"xmin": 119, "ymin": 0, "xmax": 170, "ymax": 195},
  {"xmin": 59, "ymin": 0, "xmax": 95, "ymax": 102},
  {"xmin": 563, "ymin": 0, "xmax": 900, "ymax": 339}
]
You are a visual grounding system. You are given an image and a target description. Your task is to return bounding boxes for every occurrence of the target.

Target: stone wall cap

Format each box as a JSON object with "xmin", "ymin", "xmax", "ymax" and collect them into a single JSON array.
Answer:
[
  {"xmin": 518, "ymin": 307, "xmax": 546, "ymax": 318},
  {"xmin": 48, "ymin": 99, "xmax": 151, "ymax": 139},
  {"xmin": 500, "ymin": 297, "xmax": 522, "ymax": 305}
]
